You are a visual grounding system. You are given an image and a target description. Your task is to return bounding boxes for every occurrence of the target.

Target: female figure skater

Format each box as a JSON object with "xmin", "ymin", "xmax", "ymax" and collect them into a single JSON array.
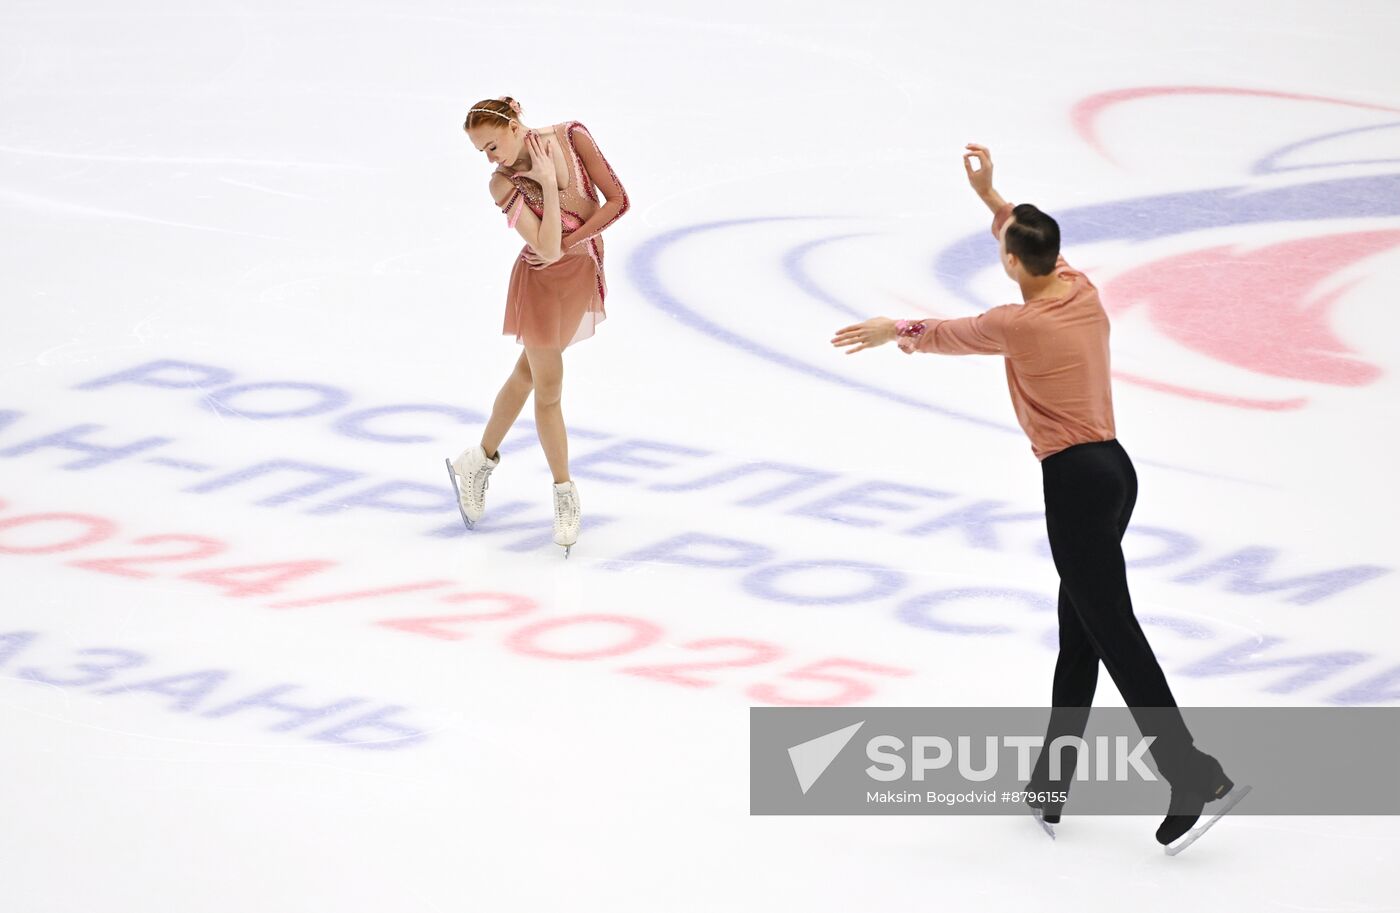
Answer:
[
  {"xmin": 447, "ymin": 96, "xmax": 629, "ymax": 557},
  {"xmin": 830, "ymin": 145, "xmax": 1247, "ymax": 854}
]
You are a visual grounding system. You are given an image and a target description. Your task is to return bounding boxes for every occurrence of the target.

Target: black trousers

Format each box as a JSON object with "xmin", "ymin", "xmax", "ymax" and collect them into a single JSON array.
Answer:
[{"xmin": 1030, "ymin": 439, "xmax": 1199, "ymax": 793}]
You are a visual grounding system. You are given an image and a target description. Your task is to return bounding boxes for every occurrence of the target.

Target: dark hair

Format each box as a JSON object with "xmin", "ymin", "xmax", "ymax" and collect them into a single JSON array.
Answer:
[
  {"xmin": 1005, "ymin": 203, "xmax": 1060, "ymax": 276},
  {"xmin": 464, "ymin": 96, "xmax": 521, "ymax": 131}
]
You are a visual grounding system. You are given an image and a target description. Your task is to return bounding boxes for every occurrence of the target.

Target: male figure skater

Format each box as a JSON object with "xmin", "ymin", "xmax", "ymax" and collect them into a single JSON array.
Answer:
[{"xmin": 830, "ymin": 144, "xmax": 1248, "ymax": 853}]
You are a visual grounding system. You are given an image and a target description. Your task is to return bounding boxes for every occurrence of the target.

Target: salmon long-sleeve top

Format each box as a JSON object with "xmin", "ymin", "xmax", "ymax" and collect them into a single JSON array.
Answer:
[{"xmin": 896, "ymin": 203, "xmax": 1116, "ymax": 461}]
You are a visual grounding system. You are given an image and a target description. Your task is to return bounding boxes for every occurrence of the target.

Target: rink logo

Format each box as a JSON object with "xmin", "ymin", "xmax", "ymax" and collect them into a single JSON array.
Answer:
[{"xmin": 787, "ymin": 721, "xmax": 865, "ymax": 794}]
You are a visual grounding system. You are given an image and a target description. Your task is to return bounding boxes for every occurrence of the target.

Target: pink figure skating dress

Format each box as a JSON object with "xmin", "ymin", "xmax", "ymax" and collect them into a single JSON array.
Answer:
[{"xmin": 496, "ymin": 121, "xmax": 629, "ymax": 349}]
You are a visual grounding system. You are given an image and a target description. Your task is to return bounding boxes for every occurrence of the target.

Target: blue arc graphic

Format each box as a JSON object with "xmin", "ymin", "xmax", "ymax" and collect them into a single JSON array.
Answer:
[{"xmin": 1252, "ymin": 121, "xmax": 1400, "ymax": 176}]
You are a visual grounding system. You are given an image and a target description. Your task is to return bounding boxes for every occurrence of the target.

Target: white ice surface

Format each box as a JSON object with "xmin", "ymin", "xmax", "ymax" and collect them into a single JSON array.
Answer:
[{"xmin": 2, "ymin": 1, "xmax": 1399, "ymax": 911}]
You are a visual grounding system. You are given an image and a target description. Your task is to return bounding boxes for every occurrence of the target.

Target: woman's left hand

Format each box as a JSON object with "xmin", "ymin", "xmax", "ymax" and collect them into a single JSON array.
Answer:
[
  {"xmin": 831, "ymin": 317, "xmax": 897, "ymax": 353},
  {"xmin": 523, "ymin": 247, "xmax": 560, "ymax": 270}
]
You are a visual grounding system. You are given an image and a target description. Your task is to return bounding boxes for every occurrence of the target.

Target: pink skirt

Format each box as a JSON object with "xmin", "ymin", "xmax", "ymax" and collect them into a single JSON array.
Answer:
[{"xmin": 502, "ymin": 243, "xmax": 606, "ymax": 349}]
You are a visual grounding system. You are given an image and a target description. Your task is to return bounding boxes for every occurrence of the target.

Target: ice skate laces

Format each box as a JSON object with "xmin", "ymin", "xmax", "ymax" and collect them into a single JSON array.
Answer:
[
  {"xmin": 471, "ymin": 461, "xmax": 494, "ymax": 499},
  {"xmin": 554, "ymin": 485, "xmax": 579, "ymax": 524}
]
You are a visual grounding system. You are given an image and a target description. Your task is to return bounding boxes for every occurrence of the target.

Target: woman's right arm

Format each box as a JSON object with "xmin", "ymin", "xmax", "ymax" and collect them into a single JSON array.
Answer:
[{"xmin": 490, "ymin": 172, "xmax": 563, "ymax": 260}]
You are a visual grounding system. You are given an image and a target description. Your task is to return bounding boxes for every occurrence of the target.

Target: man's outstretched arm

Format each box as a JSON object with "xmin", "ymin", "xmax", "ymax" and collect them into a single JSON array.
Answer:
[{"xmin": 830, "ymin": 306, "xmax": 1014, "ymax": 357}]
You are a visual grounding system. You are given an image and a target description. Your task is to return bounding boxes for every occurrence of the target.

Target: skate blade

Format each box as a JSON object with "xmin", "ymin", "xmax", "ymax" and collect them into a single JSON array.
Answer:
[
  {"xmin": 1030, "ymin": 811, "xmax": 1056, "ymax": 841},
  {"xmin": 1163, "ymin": 784, "xmax": 1251, "ymax": 856},
  {"xmin": 444, "ymin": 458, "xmax": 474, "ymax": 530}
]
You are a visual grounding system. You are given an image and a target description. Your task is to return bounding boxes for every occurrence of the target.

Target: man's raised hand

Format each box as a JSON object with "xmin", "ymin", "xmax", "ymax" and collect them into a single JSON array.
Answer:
[{"xmin": 964, "ymin": 143, "xmax": 994, "ymax": 197}]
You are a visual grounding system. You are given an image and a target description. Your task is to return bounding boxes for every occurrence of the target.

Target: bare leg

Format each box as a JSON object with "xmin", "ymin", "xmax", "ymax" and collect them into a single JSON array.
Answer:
[
  {"xmin": 524, "ymin": 346, "xmax": 569, "ymax": 483},
  {"xmin": 480, "ymin": 351, "xmax": 533, "ymax": 458}
]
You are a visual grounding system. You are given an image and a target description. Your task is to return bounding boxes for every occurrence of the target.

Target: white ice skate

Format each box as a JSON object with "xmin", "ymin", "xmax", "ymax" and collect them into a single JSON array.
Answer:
[
  {"xmin": 445, "ymin": 445, "xmax": 500, "ymax": 529},
  {"xmin": 552, "ymin": 480, "xmax": 581, "ymax": 557}
]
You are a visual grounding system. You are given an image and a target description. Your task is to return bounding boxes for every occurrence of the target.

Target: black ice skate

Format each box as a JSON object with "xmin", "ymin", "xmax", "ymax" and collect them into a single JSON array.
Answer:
[{"xmin": 1157, "ymin": 755, "xmax": 1251, "ymax": 856}]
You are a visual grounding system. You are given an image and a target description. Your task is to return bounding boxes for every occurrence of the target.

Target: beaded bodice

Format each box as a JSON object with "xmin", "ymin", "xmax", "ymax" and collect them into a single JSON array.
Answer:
[{"xmin": 497, "ymin": 122, "xmax": 601, "ymax": 226}]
